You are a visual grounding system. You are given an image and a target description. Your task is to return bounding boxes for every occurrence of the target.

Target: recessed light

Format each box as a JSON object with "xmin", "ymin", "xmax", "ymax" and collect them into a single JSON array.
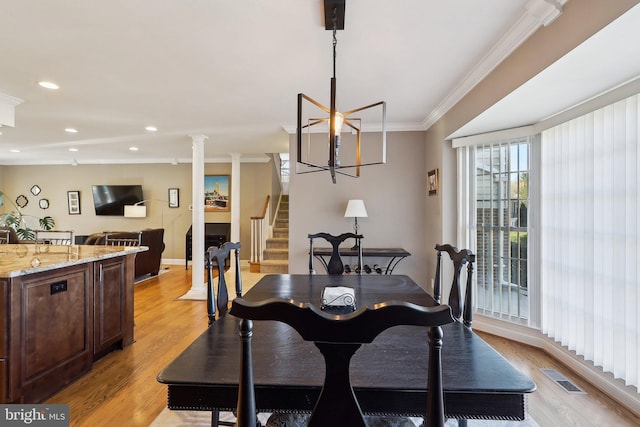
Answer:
[
  {"xmin": 129, "ymin": 146, "xmax": 139, "ymax": 151},
  {"xmin": 68, "ymin": 148, "xmax": 79, "ymax": 152},
  {"xmin": 38, "ymin": 81, "xmax": 60, "ymax": 90},
  {"xmin": 65, "ymin": 128, "xmax": 78, "ymax": 133},
  {"xmin": 145, "ymin": 126, "xmax": 157, "ymax": 132},
  {"xmin": 9, "ymin": 149, "xmax": 20, "ymax": 153}
]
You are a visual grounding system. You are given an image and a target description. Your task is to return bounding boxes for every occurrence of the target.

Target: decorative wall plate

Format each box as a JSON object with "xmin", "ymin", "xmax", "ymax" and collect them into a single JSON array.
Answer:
[
  {"xmin": 39, "ymin": 198, "xmax": 49, "ymax": 209},
  {"xmin": 16, "ymin": 195, "xmax": 28, "ymax": 208},
  {"xmin": 31, "ymin": 185, "xmax": 41, "ymax": 196}
]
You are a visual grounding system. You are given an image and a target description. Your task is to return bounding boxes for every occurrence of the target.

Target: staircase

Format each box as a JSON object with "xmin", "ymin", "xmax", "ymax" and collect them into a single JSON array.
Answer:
[{"xmin": 260, "ymin": 195, "xmax": 289, "ymax": 273}]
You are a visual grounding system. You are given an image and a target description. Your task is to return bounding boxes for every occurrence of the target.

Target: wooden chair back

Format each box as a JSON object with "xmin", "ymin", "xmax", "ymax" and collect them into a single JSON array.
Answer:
[
  {"xmin": 230, "ymin": 298, "xmax": 454, "ymax": 427},
  {"xmin": 206, "ymin": 242, "xmax": 242, "ymax": 325},
  {"xmin": 104, "ymin": 231, "xmax": 142, "ymax": 247},
  {"xmin": 34, "ymin": 229, "xmax": 75, "ymax": 245},
  {"xmin": 434, "ymin": 244, "xmax": 475, "ymax": 328},
  {"xmin": 308, "ymin": 232, "xmax": 363, "ymax": 275},
  {"xmin": 0, "ymin": 227, "xmax": 18, "ymax": 244},
  {"xmin": 0, "ymin": 229, "xmax": 10, "ymax": 244}
]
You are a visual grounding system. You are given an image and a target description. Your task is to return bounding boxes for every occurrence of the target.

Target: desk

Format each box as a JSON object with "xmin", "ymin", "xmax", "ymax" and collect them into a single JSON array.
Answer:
[
  {"xmin": 312, "ymin": 247, "xmax": 410, "ymax": 274},
  {"xmin": 158, "ymin": 274, "xmax": 535, "ymax": 422}
]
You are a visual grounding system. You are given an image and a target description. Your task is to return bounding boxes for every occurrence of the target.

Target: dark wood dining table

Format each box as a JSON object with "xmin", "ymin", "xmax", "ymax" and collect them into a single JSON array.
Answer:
[{"xmin": 157, "ymin": 274, "xmax": 536, "ymax": 424}]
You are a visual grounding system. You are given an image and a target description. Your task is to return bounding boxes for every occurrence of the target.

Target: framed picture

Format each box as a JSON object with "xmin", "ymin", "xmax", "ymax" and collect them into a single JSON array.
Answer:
[
  {"xmin": 427, "ymin": 169, "xmax": 439, "ymax": 196},
  {"xmin": 67, "ymin": 191, "xmax": 81, "ymax": 214},
  {"xmin": 204, "ymin": 175, "xmax": 230, "ymax": 212},
  {"xmin": 168, "ymin": 188, "xmax": 179, "ymax": 208}
]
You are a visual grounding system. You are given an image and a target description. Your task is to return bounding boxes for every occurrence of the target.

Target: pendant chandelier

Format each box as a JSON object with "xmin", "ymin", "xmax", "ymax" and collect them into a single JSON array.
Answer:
[{"xmin": 296, "ymin": 0, "xmax": 387, "ymax": 184}]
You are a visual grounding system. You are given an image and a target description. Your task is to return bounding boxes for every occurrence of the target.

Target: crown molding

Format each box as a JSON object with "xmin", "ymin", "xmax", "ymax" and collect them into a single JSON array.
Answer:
[
  {"xmin": 422, "ymin": 0, "xmax": 565, "ymax": 131},
  {"xmin": 0, "ymin": 92, "xmax": 24, "ymax": 127},
  {"xmin": 0, "ymin": 154, "xmax": 271, "ymax": 166}
]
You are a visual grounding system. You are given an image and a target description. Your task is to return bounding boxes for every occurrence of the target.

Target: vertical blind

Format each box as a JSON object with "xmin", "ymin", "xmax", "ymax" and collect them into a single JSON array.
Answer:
[{"xmin": 540, "ymin": 93, "xmax": 640, "ymax": 388}]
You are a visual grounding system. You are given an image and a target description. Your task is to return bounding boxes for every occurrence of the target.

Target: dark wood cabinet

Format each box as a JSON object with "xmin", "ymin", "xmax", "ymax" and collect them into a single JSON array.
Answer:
[
  {"xmin": 185, "ymin": 223, "xmax": 230, "ymax": 269},
  {"xmin": 0, "ymin": 249, "xmax": 137, "ymax": 403},
  {"xmin": 11, "ymin": 264, "xmax": 93, "ymax": 403},
  {"xmin": 93, "ymin": 257, "xmax": 126, "ymax": 359}
]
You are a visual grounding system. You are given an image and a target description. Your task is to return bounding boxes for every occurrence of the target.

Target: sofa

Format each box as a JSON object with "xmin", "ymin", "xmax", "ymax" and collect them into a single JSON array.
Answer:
[{"xmin": 84, "ymin": 228, "xmax": 165, "ymax": 279}]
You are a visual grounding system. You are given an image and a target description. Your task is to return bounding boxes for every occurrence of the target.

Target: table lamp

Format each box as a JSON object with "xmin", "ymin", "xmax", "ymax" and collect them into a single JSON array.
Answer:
[{"xmin": 344, "ymin": 199, "xmax": 367, "ymax": 235}]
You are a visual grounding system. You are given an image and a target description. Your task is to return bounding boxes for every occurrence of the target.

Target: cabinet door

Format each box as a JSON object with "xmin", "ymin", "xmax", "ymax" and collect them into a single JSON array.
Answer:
[
  {"xmin": 19, "ymin": 265, "xmax": 93, "ymax": 402},
  {"xmin": 94, "ymin": 258, "xmax": 125, "ymax": 358}
]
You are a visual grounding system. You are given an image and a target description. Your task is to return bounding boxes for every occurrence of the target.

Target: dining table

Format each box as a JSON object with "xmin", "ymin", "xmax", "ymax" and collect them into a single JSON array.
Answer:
[{"xmin": 157, "ymin": 274, "xmax": 536, "ymax": 425}]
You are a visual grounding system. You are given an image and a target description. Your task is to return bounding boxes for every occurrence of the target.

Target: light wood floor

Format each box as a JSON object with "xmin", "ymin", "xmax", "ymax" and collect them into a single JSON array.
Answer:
[{"xmin": 46, "ymin": 266, "xmax": 640, "ymax": 427}]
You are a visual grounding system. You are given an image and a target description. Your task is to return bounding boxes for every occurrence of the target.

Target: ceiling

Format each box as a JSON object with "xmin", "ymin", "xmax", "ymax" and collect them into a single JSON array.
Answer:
[{"xmin": 0, "ymin": 1, "xmax": 638, "ymax": 166}]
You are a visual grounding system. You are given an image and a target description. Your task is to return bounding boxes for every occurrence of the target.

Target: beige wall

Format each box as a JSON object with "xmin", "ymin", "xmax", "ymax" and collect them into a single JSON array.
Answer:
[
  {"xmin": 288, "ymin": 131, "xmax": 430, "ymax": 286},
  {"xmin": 0, "ymin": 161, "xmax": 273, "ymax": 261},
  {"xmin": 423, "ymin": 0, "xmax": 640, "ymax": 295}
]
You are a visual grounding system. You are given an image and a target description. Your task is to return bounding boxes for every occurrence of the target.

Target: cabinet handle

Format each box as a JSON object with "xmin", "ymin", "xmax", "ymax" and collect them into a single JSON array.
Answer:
[{"xmin": 99, "ymin": 263, "xmax": 104, "ymax": 283}]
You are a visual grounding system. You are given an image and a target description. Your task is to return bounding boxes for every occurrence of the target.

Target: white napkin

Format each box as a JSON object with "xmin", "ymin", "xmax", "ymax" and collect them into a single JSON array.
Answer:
[{"xmin": 322, "ymin": 286, "xmax": 356, "ymax": 307}]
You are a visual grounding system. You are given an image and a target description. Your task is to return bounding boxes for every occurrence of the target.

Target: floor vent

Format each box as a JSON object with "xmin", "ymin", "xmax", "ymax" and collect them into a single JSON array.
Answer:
[{"xmin": 540, "ymin": 368, "xmax": 587, "ymax": 394}]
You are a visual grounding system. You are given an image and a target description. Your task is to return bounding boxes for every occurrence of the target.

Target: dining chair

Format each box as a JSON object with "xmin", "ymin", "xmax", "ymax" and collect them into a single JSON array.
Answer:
[
  {"xmin": 230, "ymin": 298, "xmax": 455, "ymax": 427},
  {"xmin": 206, "ymin": 241, "xmax": 242, "ymax": 325},
  {"xmin": 104, "ymin": 231, "xmax": 142, "ymax": 247},
  {"xmin": 308, "ymin": 232, "xmax": 363, "ymax": 275},
  {"xmin": 206, "ymin": 242, "xmax": 243, "ymax": 427},
  {"xmin": 434, "ymin": 244, "xmax": 475, "ymax": 328},
  {"xmin": 34, "ymin": 229, "xmax": 75, "ymax": 245}
]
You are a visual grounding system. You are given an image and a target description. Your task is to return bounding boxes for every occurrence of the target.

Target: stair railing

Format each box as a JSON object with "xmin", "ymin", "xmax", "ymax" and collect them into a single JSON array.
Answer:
[{"xmin": 250, "ymin": 195, "xmax": 271, "ymax": 264}]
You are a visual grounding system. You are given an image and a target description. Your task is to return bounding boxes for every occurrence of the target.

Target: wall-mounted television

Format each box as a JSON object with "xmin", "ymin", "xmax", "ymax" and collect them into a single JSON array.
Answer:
[{"xmin": 92, "ymin": 185, "xmax": 144, "ymax": 216}]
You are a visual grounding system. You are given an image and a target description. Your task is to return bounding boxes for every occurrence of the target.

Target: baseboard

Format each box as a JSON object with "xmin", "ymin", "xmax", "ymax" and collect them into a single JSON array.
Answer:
[
  {"xmin": 474, "ymin": 315, "xmax": 640, "ymax": 418},
  {"xmin": 161, "ymin": 259, "xmax": 252, "ymax": 267},
  {"xmin": 161, "ymin": 258, "xmax": 185, "ymax": 266}
]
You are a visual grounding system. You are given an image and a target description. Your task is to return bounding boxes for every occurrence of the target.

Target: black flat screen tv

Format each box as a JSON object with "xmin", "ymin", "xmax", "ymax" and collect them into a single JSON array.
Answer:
[{"xmin": 92, "ymin": 185, "xmax": 144, "ymax": 216}]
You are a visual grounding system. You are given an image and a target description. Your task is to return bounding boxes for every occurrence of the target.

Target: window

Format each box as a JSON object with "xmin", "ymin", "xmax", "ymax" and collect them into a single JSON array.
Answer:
[
  {"xmin": 280, "ymin": 153, "xmax": 290, "ymax": 183},
  {"xmin": 540, "ymin": 94, "xmax": 640, "ymax": 389},
  {"xmin": 456, "ymin": 92, "xmax": 640, "ymax": 390},
  {"xmin": 472, "ymin": 138, "xmax": 531, "ymax": 321}
]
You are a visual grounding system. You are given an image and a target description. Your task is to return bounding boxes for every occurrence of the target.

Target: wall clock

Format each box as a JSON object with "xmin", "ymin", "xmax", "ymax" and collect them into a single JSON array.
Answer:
[{"xmin": 31, "ymin": 185, "xmax": 41, "ymax": 196}]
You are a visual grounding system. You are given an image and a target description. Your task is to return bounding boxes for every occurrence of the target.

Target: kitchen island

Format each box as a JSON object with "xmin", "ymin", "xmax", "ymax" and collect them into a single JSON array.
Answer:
[{"xmin": 0, "ymin": 244, "xmax": 145, "ymax": 403}]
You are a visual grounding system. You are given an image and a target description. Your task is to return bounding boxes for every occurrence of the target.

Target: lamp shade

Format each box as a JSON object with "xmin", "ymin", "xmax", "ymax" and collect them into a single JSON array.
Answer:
[
  {"xmin": 344, "ymin": 199, "xmax": 368, "ymax": 218},
  {"xmin": 124, "ymin": 205, "xmax": 147, "ymax": 218}
]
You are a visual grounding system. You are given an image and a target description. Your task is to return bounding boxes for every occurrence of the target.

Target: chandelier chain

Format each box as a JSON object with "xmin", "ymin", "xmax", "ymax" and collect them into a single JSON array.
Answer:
[{"xmin": 332, "ymin": 7, "xmax": 338, "ymax": 79}]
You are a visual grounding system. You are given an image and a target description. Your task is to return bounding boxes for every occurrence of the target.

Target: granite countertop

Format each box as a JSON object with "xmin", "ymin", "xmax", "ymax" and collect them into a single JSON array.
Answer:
[{"xmin": 0, "ymin": 244, "xmax": 147, "ymax": 278}]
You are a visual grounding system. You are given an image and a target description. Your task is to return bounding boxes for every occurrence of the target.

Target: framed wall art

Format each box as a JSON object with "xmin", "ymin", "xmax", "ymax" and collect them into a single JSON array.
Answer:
[
  {"xmin": 67, "ymin": 191, "xmax": 81, "ymax": 215},
  {"xmin": 427, "ymin": 169, "xmax": 438, "ymax": 196},
  {"xmin": 204, "ymin": 175, "xmax": 230, "ymax": 212},
  {"xmin": 168, "ymin": 188, "xmax": 179, "ymax": 208}
]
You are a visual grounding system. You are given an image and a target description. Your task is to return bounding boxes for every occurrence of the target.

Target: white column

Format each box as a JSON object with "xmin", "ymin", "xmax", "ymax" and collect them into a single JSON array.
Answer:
[
  {"xmin": 182, "ymin": 134, "xmax": 208, "ymax": 299},
  {"xmin": 230, "ymin": 153, "xmax": 241, "ymax": 242},
  {"xmin": 228, "ymin": 153, "xmax": 241, "ymax": 278}
]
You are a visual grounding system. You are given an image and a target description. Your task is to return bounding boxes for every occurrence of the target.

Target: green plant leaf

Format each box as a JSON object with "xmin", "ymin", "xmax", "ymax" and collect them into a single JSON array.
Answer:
[{"xmin": 39, "ymin": 216, "xmax": 55, "ymax": 230}]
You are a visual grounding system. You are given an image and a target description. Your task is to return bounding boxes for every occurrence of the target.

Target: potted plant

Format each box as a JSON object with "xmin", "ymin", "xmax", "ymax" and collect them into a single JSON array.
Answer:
[{"xmin": 0, "ymin": 191, "xmax": 55, "ymax": 240}]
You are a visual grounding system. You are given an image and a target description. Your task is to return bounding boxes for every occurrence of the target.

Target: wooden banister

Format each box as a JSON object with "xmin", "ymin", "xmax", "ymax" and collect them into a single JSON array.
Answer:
[{"xmin": 250, "ymin": 196, "xmax": 271, "ymax": 266}]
